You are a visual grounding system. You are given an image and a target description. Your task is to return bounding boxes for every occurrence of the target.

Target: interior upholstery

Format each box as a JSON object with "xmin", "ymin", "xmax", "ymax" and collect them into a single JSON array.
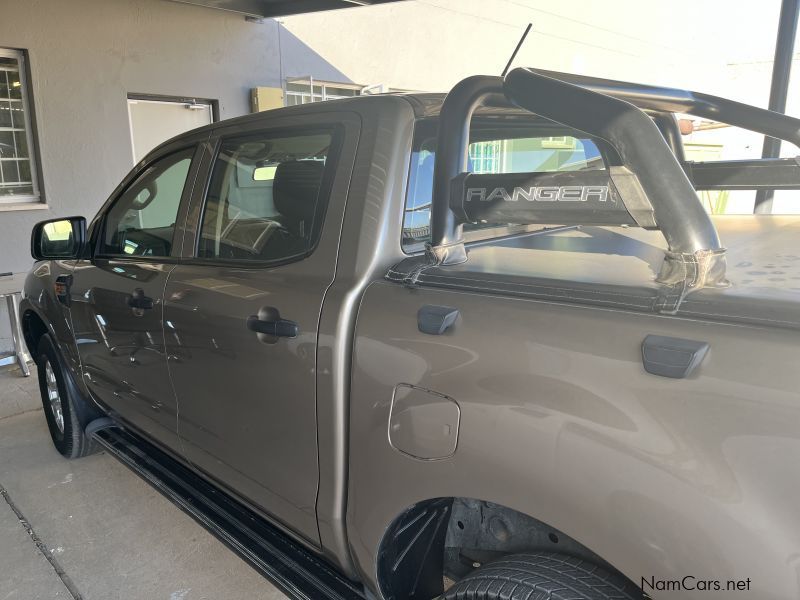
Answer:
[
  {"xmin": 272, "ymin": 160, "xmax": 326, "ymax": 239},
  {"xmin": 199, "ymin": 159, "xmax": 326, "ymax": 261}
]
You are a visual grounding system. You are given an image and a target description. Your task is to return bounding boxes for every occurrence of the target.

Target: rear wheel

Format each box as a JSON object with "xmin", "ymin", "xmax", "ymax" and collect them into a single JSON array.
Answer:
[
  {"xmin": 442, "ymin": 552, "xmax": 643, "ymax": 600},
  {"xmin": 36, "ymin": 334, "xmax": 99, "ymax": 459}
]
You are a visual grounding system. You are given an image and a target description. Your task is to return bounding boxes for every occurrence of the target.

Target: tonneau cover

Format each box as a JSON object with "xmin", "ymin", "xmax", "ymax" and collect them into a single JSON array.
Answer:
[{"xmin": 386, "ymin": 216, "xmax": 800, "ymax": 330}]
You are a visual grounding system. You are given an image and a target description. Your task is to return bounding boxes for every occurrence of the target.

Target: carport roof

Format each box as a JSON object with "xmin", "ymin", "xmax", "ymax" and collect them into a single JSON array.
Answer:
[{"xmin": 168, "ymin": 0, "xmax": 408, "ymax": 18}]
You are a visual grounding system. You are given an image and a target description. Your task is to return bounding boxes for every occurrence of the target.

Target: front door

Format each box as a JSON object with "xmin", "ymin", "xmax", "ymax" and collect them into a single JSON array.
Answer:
[
  {"xmin": 164, "ymin": 118, "xmax": 357, "ymax": 543},
  {"xmin": 69, "ymin": 143, "xmax": 201, "ymax": 453}
]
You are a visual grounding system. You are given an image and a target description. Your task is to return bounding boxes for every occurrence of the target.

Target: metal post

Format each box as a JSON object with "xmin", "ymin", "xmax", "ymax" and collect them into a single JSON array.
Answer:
[
  {"xmin": 754, "ymin": 0, "xmax": 800, "ymax": 214},
  {"xmin": 5, "ymin": 293, "xmax": 31, "ymax": 376}
]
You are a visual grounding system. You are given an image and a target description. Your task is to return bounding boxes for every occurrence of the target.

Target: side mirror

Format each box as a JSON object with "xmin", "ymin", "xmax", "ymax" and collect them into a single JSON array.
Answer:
[{"xmin": 31, "ymin": 217, "xmax": 88, "ymax": 260}]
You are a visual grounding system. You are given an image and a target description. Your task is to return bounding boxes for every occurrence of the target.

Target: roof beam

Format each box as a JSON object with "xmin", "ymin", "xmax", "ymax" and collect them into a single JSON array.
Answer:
[{"xmin": 167, "ymin": 0, "xmax": 406, "ymax": 19}]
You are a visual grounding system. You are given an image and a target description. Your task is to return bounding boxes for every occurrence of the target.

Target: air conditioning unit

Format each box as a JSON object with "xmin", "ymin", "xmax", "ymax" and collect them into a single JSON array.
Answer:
[{"xmin": 250, "ymin": 87, "xmax": 284, "ymax": 113}]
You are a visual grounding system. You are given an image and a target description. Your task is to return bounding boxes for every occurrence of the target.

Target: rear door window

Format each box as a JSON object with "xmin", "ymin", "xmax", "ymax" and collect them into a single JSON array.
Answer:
[
  {"xmin": 198, "ymin": 130, "xmax": 335, "ymax": 263},
  {"xmin": 403, "ymin": 129, "xmax": 603, "ymax": 249}
]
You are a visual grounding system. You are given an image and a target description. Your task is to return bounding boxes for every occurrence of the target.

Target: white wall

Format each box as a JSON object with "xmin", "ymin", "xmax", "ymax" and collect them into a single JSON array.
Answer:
[{"xmin": 282, "ymin": 0, "xmax": 789, "ymax": 98}]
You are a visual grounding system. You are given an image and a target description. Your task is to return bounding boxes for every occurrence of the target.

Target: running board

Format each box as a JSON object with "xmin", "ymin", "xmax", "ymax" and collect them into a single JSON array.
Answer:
[{"xmin": 91, "ymin": 425, "xmax": 366, "ymax": 600}]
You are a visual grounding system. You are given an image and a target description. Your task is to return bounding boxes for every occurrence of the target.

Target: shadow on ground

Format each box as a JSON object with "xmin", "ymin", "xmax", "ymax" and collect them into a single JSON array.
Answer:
[{"xmin": 0, "ymin": 365, "xmax": 286, "ymax": 600}]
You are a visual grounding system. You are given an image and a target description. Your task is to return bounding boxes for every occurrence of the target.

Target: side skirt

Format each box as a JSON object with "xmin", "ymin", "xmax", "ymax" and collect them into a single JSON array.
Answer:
[{"xmin": 91, "ymin": 425, "xmax": 366, "ymax": 600}]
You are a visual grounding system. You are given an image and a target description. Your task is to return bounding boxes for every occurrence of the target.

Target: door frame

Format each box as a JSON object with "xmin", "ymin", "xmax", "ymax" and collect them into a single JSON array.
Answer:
[
  {"xmin": 179, "ymin": 108, "xmax": 363, "ymax": 261},
  {"xmin": 127, "ymin": 93, "xmax": 219, "ymax": 120},
  {"xmin": 126, "ymin": 93, "xmax": 218, "ymax": 165}
]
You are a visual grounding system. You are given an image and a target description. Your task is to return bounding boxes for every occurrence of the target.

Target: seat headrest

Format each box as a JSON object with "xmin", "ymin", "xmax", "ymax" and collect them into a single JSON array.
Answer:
[{"xmin": 273, "ymin": 160, "xmax": 326, "ymax": 224}]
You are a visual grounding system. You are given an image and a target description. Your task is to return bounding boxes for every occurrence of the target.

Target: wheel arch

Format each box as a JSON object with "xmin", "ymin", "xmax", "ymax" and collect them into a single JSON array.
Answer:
[
  {"xmin": 374, "ymin": 496, "xmax": 636, "ymax": 600},
  {"xmin": 20, "ymin": 267, "xmax": 84, "ymax": 384},
  {"xmin": 21, "ymin": 307, "xmax": 48, "ymax": 355},
  {"xmin": 20, "ymin": 300, "xmax": 99, "ymax": 419}
]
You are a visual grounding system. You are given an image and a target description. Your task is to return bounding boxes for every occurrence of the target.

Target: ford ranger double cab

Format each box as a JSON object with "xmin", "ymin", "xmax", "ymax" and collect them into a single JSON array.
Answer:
[{"xmin": 21, "ymin": 68, "xmax": 800, "ymax": 600}]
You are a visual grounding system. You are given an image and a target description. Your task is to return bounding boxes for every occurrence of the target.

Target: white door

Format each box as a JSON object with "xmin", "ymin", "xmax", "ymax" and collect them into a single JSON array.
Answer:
[{"xmin": 127, "ymin": 98, "xmax": 213, "ymax": 163}]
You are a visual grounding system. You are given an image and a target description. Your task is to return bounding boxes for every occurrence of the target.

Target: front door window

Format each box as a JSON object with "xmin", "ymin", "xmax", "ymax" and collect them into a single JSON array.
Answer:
[{"xmin": 101, "ymin": 148, "xmax": 193, "ymax": 257}]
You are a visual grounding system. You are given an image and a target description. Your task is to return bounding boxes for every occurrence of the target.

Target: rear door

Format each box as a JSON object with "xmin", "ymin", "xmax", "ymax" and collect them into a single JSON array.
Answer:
[
  {"xmin": 164, "ymin": 112, "xmax": 359, "ymax": 543},
  {"xmin": 69, "ymin": 137, "xmax": 205, "ymax": 454}
]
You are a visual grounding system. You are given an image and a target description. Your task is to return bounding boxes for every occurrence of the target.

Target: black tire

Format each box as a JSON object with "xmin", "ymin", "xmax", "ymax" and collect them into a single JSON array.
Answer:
[
  {"xmin": 36, "ymin": 334, "xmax": 99, "ymax": 459},
  {"xmin": 443, "ymin": 553, "xmax": 643, "ymax": 600}
]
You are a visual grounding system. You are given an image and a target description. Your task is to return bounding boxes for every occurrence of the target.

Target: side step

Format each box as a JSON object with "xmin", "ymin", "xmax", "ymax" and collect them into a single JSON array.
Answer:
[{"xmin": 91, "ymin": 425, "xmax": 366, "ymax": 600}]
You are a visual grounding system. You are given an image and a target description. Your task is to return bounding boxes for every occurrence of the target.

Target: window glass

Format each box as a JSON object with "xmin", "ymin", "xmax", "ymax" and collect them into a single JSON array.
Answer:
[
  {"xmin": 0, "ymin": 49, "xmax": 39, "ymax": 203},
  {"xmin": 101, "ymin": 149, "xmax": 193, "ymax": 257},
  {"xmin": 403, "ymin": 131, "xmax": 603, "ymax": 248},
  {"xmin": 198, "ymin": 131, "xmax": 333, "ymax": 262}
]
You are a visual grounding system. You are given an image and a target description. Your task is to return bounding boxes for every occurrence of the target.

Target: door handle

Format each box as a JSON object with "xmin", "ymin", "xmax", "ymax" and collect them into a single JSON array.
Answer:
[
  {"xmin": 126, "ymin": 288, "xmax": 154, "ymax": 310},
  {"xmin": 246, "ymin": 315, "xmax": 298, "ymax": 338}
]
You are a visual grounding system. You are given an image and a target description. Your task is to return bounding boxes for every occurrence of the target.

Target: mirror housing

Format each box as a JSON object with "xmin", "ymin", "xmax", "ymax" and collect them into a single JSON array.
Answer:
[{"xmin": 31, "ymin": 217, "xmax": 88, "ymax": 261}]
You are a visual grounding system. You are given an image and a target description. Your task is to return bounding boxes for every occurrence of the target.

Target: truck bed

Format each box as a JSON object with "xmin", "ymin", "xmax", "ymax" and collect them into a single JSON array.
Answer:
[{"xmin": 388, "ymin": 215, "xmax": 800, "ymax": 330}]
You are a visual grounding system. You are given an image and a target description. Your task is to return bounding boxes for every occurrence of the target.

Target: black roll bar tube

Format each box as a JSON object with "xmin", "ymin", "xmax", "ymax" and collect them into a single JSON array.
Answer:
[
  {"xmin": 652, "ymin": 113, "xmax": 687, "ymax": 164},
  {"xmin": 430, "ymin": 75, "xmax": 504, "ymax": 259},
  {"xmin": 501, "ymin": 67, "xmax": 721, "ymax": 256},
  {"xmin": 530, "ymin": 68, "xmax": 800, "ymax": 149}
]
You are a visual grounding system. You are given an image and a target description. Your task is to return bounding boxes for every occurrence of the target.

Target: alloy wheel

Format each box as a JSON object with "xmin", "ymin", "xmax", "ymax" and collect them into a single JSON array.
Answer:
[{"xmin": 44, "ymin": 360, "xmax": 64, "ymax": 433}]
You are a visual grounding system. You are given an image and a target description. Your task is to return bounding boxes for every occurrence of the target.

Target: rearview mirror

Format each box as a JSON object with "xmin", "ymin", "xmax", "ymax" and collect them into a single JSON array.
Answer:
[{"xmin": 31, "ymin": 217, "xmax": 88, "ymax": 260}]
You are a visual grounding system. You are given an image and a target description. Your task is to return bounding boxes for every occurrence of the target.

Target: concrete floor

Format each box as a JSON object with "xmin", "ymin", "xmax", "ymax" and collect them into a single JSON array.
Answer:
[{"xmin": 0, "ymin": 364, "xmax": 285, "ymax": 600}]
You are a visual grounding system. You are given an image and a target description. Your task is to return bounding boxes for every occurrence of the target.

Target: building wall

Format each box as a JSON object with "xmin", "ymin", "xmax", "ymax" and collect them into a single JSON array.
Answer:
[
  {"xmin": 0, "ymin": 0, "xmax": 346, "ymax": 353},
  {"xmin": 281, "ymin": 0, "xmax": 787, "ymax": 97}
]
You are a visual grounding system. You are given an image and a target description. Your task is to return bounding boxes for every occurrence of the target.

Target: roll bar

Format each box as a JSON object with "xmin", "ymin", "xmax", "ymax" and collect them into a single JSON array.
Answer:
[
  {"xmin": 429, "ymin": 75, "xmax": 504, "ymax": 262},
  {"xmin": 430, "ymin": 68, "xmax": 723, "ymax": 259},
  {"xmin": 530, "ymin": 68, "xmax": 800, "ymax": 149},
  {"xmin": 503, "ymin": 67, "xmax": 721, "ymax": 255}
]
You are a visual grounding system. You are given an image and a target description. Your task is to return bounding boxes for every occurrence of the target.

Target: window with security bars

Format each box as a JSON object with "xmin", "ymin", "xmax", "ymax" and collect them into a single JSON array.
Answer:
[
  {"xmin": 284, "ymin": 81, "xmax": 361, "ymax": 106},
  {"xmin": 468, "ymin": 140, "xmax": 505, "ymax": 173},
  {"xmin": 0, "ymin": 49, "xmax": 39, "ymax": 203}
]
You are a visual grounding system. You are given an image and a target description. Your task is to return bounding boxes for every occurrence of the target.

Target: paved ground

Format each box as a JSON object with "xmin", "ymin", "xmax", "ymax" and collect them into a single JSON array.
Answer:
[{"xmin": 0, "ymin": 364, "xmax": 285, "ymax": 600}]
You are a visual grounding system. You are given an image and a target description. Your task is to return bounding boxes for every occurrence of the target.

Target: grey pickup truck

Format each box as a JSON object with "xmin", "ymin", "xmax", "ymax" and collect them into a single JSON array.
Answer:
[{"xmin": 20, "ymin": 68, "xmax": 800, "ymax": 600}]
